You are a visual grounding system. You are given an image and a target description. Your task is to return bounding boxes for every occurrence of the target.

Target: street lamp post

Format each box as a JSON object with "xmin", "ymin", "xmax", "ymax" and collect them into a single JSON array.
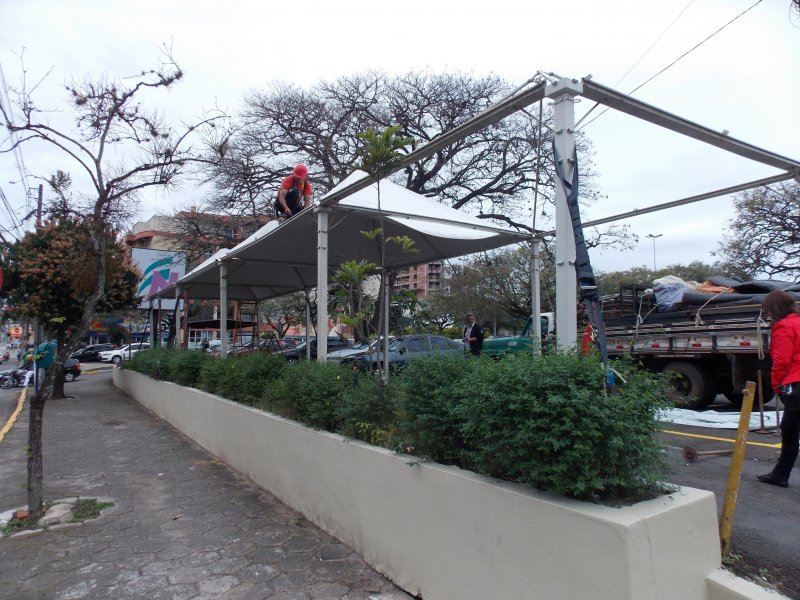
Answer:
[{"xmin": 646, "ymin": 234, "xmax": 663, "ymax": 273}]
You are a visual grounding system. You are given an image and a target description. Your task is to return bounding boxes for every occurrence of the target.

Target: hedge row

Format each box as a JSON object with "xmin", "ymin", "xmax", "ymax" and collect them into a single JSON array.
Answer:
[{"xmin": 127, "ymin": 349, "xmax": 672, "ymax": 502}]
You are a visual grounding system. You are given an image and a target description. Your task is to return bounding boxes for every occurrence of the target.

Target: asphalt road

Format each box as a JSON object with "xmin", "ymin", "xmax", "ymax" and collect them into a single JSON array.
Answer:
[{"xmin": 659, "ymin": 395, "xmax": 799, "ymax": 598}]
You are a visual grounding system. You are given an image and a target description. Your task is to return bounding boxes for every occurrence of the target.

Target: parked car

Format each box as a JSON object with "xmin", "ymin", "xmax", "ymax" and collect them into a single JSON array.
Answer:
[
  {"xmin": 259, "ymin": 338, "xmax": 297, "ymax": 354},
  {"xmin": 99, "ymin": 343, "xmax": 150, "ymax": 364},
  {"xmin": 353, "ymin": 334, "xmax": 463, "ymax": 371},
  {"xmin": 70, "ymin": 343, "xmax": 116, "ymax": 362},
  {"xmin": 330, "ymin": 337, "xmax": 397, "ymax": 362},
  {"xmin": 1, "ymin": 357, "xmax": 81, "ymax": 386},
  {"xmin": 63, "ymin": 358, "xmax": 81, "ymax": 382},
  {"xmin": 278, "ymin": 337, "xmax": 352, "ymax": 361}
]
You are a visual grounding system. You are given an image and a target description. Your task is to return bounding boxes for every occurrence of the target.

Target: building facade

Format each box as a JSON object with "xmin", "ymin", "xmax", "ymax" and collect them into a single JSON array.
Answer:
[{"xmin": 393, "ymin": 262, "xmax": 442, "ymax": 300}]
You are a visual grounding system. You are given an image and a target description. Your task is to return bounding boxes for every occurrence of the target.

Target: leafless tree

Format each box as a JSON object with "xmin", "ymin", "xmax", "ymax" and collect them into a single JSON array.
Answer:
[
  {"xmin": 258, "ymin": 292, "xmax": 312, "ymax": 339},
  {"xmin": 0, "ymin": 49, "xmax": 225, "ymax": 520},
  {"xmin": 203, "ymin": 71, "xmax": 622, "ymax": 235},
  {"xmin": 165, "ymin": 206, "xmax": 269, "ymax": 266},
  {"xmin": 715, "ymin": 182, "xmax": 800, "ymax": 279}
]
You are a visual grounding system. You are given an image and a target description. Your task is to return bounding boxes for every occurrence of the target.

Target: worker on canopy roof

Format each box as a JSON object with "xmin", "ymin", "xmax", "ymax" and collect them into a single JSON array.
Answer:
[{"xmin": 276, "ymin": 163, "xmax": 313, "ymax": 218}]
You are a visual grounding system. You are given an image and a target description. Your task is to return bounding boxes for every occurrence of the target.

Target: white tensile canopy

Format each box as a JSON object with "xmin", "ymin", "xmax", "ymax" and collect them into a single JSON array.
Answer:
[
  {"xmin": 161, "ymin": 170, "xmax": 529, "ymax": 302},
  {"xmin": 155, "ymin": 170, "xmax": 531, "ymax": 357}
]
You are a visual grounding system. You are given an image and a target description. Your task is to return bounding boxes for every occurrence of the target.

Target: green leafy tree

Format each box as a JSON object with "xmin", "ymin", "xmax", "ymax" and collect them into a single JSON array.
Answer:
[
  {"xmin": 421, "ymin": 246, "xmax": 557, "ymax": 336},
  {"xmin": 389, "ymin": 290, "xmax": 421, "ymax": 333},
  {"xmin": 331, "ymin": 260, "xmax": 378, "ymax": 344},
  {"xmin": 2, "ymin": 218, "xmax": 139, "ymax": 390},
  {"xmin": 355, "ymin": 126, "xmax": 414, "ymax": 381}
]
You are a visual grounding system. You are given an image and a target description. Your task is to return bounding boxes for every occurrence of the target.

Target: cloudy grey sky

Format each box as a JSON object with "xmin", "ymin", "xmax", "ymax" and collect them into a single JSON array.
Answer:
[{"xmin": 1, "ymin": 0, "xmax": 798, "ymax": 273}]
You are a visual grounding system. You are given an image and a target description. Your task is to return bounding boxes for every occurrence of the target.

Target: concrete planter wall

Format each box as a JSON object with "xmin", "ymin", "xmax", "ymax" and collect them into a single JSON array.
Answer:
[{"xmin": 114, "ymin": 369, "xmax": 784, "ymax": 600}]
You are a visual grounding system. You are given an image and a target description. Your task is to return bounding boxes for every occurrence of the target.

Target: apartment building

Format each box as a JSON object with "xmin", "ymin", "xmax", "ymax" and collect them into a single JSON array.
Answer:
[{"xmin": 393, "ymin": 262, "xmax": 442, "ymax": 300}]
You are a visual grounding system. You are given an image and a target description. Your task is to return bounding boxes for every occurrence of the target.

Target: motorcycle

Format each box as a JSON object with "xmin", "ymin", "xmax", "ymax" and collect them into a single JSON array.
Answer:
[{"xmin": 0, "ymin": 367, "xmax": 28, "ymax": 389}]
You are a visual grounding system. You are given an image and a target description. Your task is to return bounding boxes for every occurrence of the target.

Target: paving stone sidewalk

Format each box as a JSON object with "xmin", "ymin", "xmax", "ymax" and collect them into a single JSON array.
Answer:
[{"xmin": 0, "ymin": 373, "xmax": 413, "ymax": 600}]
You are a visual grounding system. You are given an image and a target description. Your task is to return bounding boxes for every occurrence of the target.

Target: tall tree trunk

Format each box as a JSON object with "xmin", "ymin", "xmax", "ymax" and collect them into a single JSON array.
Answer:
[
  {"xmin": 51, "ymin": 328, "xmax": 67, "ymax": 399},
  {"xmin": 27, "ymin": 395, "xmax": 45, "ymax": 520},
  {"xmin": 51, "ymin": 369, "xmax": 66, "ymax": 399}
]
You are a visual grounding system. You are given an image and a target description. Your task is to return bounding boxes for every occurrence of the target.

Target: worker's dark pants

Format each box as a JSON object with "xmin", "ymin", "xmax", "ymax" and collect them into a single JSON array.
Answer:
[{"xmin": 775, "ymin": 396, "xmax": 800, "ymax": 480}]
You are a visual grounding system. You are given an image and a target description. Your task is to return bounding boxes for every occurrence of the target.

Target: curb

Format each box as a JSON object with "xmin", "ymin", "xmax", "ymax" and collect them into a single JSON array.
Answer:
[{"xmin": 0, "ymin": 387, "xmax": 27, "ymax": 445}]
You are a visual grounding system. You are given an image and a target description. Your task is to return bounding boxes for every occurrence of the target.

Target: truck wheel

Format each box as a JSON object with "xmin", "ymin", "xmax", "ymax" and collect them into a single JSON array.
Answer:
[
  {"xmin": 727, "ymin": 388, "xmax": 774, "ymax": 410},
  {"xmin": 661, "ymin": 362, "xmax": 717, "ymax": 410}
]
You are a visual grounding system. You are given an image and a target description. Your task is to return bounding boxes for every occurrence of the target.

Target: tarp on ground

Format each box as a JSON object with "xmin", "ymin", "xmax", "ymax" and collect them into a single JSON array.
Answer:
[
  {"xmin": 156, "ymin": 170, "xmax": 530, "ymax": 301},
  {"xmin": 660, "ymin": 407, "xmax": 781, "ymax": 430}
]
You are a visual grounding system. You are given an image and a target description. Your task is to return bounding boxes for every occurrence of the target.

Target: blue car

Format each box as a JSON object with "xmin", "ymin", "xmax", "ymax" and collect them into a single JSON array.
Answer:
[{"xmin": 353, "ymin": 334, "xmax": 463, "ymax": 371}]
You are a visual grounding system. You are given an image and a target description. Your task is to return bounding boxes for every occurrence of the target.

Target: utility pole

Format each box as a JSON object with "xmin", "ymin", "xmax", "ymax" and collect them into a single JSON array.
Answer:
[{"xmin": 36, "ymin": 184, "xmax": 43, "ymax": 227}]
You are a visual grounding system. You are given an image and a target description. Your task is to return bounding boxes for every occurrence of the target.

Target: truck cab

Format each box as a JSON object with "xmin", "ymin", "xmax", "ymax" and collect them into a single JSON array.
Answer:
[{"xmin": 482, "ymin": 313, "xmax": 555, "ymax": 357}]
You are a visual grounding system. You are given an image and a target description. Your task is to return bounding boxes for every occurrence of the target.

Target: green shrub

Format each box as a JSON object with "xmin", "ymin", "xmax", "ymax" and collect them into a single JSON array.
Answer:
[
  {"xmin": 458, "ymin": 352, "xmax": 671, "ymax": 501},
  {"xmin": 129, "ymin": 348, "xmax": 175, "ymax": 380},
  {"xmin": 261, "ymin": 361, "xmax": 352, "ymax": 430},
  {"xmin": 131, "ymin": 347, "xmax": 672, "ymax": 503},
  {"xmin": 198, "ymin": 356, "xmax": 231, "ymax": 395},
  {"xmin": 225, "ymin": 354, "xmax": 288, "ymax": 405},
  {"xmin": 167, "ymin": 349, "xmax": 209, "ymax": 387},
  {"xmin": 394, "ymin": 354, "xmax": 477, "ymax": 464},
  {"xmin": 337, "ymin": 375, "xmax": 399, "ymax": 447}
]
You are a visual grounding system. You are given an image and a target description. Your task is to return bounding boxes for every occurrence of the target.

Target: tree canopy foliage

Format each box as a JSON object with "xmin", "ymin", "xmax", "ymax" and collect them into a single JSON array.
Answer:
[
  {"xmin": 1, "ymin": 218, "xmax": 139, "ymax": 327},
  {"xmin": 715, "ymin": 182, "xmax": 800, "ymax": 280},
  {"xmin": 595, "ymin": 260, "xmax": 751, "ymax": 296},
  {"xmin": 418, "ymin": 246, "xmax": 555, "ymax": 335}
]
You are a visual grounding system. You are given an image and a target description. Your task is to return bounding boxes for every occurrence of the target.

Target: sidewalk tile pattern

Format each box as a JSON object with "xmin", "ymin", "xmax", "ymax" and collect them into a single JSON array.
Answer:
[{"xmin": 0, "ymin": 375, "xmax": 414, "ymax": 599}]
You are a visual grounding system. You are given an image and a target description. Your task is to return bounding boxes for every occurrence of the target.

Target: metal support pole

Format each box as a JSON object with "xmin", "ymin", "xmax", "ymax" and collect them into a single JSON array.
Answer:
[
  {"xmin": 316, "ymin": 207, "xmax": 331, "ymax": 362},
  {"xmin": 219, "ymin": 262, "xmax": 228, "ymax": 358},
  {"xmin": 157, "ymin": 298, "xmax": 162, "ymax": 351},
  {"xmin": 531, "ymin": 238, "xmax": 542, "ymax": 353},
  {"xmin": 549, "ymin": 79, "xmax": 580, "ymax": 350},
  {"xmin": 175, "ymin": 286, "xmax": 182, "ymax": 349},
  {"xmin": 149, "ymin": 305, "xmax": 156, "ymax": 348},
  {"xmin": 305, "ymin": 289, "xmax": 312, "ymax": 361},
  {"xmin": 382, "ymin": 271, "xmax": 390, "ymax": 382},
  {"xmin": 646, "ymin": 233, "xmax": 663, "ymax": 273},
  {"xmin": 183, "ymin": 289, "xmax": 189, "ymax": 348}
]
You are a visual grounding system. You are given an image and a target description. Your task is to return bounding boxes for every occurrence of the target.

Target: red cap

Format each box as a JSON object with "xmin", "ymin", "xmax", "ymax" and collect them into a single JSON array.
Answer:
[{"xmin": 293, "ymin": 163, "xmax": 309, "ymax": 178}]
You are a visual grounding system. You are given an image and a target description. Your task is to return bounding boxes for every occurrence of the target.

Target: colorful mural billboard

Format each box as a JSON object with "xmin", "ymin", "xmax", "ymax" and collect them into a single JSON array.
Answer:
[{"xmin": 131, "ymin": 248, "xmax": 186, "ymax": 310}]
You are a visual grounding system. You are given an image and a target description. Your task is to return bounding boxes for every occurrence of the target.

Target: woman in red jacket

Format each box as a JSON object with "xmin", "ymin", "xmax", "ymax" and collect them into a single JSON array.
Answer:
[{"xmin": 758, "ymin": 290, "xmax": 800, "ymax": 488}]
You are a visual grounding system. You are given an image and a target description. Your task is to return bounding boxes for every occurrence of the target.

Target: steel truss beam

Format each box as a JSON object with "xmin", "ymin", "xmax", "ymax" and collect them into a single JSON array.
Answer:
[{"xmin": 581, "ymin": 79, "xmax": 800, "ymax": 172}]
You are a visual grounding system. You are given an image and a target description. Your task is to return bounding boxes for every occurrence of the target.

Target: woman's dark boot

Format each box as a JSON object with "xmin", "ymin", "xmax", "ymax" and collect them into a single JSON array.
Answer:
[{"xmin": 756, "ymin": 472, "xmax": 789, "ymax": 488}]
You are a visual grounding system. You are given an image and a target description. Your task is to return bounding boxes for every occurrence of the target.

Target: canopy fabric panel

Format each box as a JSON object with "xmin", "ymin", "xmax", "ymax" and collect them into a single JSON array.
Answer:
[{"xmin": 158, "ymin": 171, "xmax": 529, "ymax": 301}]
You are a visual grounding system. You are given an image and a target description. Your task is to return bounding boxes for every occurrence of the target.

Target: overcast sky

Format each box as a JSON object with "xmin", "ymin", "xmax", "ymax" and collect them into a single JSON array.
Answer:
[{"xmin": 1, "ymin": 0, "xmax": 798, "ymax": 273}]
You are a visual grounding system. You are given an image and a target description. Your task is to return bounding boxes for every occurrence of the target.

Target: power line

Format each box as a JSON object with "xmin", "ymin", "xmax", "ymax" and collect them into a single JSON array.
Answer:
[
  {"xmin": 0, "ymin": 185, "xmax": 24, "ymax": 240},
  {"xmin": 577, "ymin": 0, "xmax": 764, "ymax": 131},
  {"xmin": 612, "ymin": 0, "xmax": 698, "ymax": 90},
  {"xmin": 0, "ymin": 61, "xmax": 32, "ymax": 232}
]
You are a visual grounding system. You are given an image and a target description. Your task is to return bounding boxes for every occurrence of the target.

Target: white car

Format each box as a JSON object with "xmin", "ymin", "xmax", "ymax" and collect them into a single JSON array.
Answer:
[{"xmin": 99, "ymin": 343, "xmax": 150, "ymax": 365}]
